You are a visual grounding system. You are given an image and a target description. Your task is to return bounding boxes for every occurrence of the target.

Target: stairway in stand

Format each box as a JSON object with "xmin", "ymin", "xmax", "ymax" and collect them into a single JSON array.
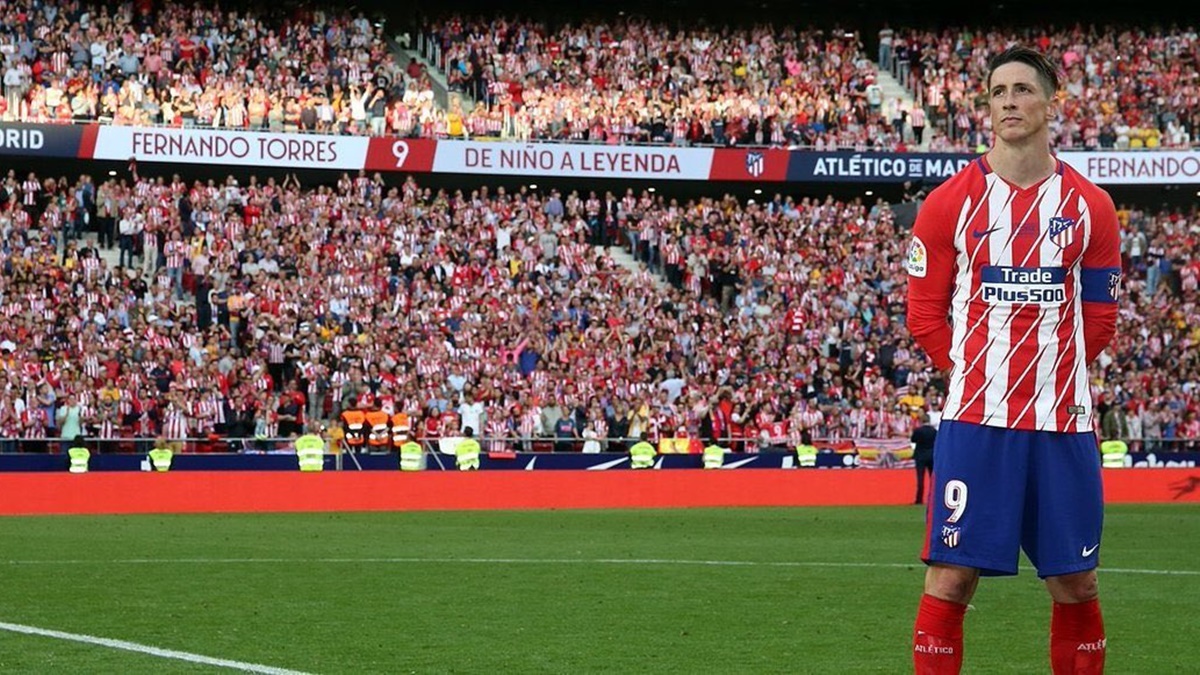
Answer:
[
  {"xmin": 602, "ymin": 244, "xmax": 670, "ymax": 292},
  {"xmin": 874, "ymin": 68, "xmax": 927, "ymax": 150},
  {"xmin": 86, "ymin": 233, "xmax": 123, "ymax": 270}
]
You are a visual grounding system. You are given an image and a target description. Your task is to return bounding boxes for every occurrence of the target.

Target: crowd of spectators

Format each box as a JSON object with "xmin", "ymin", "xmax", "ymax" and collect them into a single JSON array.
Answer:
[
  {"xmin": 0, "ymin": 165, "xmax": 1196, "ymax": 454},
  {"xmin": 886, "ymin": 22, "xmax": 1200, "ymax": 151},
  {"xmin": 2, "ymin": 1, "xmax": 1197, "ymax": 154},
  {"xmin": 422, "ymin": 16, "xmax": 913, "ymax": 150},
  {"xmin": 0, "ymin": 0, "xmax": 450, "ymax": 136},
  {"xmin": 420, "ymin": 14, "xmax": 1200, "ymax": 152}
]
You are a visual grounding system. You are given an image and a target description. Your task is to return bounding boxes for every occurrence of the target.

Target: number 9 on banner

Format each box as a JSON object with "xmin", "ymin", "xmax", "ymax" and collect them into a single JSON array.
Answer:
[{"xmin": 391, "ymin": 141, "xmax": 409, "ymax": 168}]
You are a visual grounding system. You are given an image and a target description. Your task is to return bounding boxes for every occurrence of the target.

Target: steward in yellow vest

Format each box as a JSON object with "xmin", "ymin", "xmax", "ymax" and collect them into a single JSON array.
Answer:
[
  {"xmin": 629, "ymin": 432, "xmax": 657, "ymax": 469},
  {"xmin": 295, "ymin": 426, "xmax": 326, "ymax": 472},
  {"xmin": 397, "ymin": 434, "xmax": 424, "ymax": 471},
  {"xmin": 148, "ymin": 440, "xmax": 174, "ymax": 472},
  {"xmin": 795, "ymin": 429, "xmax": 818, "ymax": 467},
  {"xmin": 67, "ymin": 436, "xmax": 90, "ymax": 474},
  {"xmin": 455, "ymin": 426, "xmax": 481, "ymax": 471},
  {"xmin": 702, "ymin": 443, "xmax": 728, "ymax": 469},
  {"xmin": 1099, "ymin": 439, "xmax": 1128, "ymax": 469}
]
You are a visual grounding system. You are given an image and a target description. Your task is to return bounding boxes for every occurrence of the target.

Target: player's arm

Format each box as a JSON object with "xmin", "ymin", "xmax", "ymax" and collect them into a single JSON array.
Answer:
[
  {"xmin": 1079, "ymin": 189, "xmax": 1122, "ymax": 362},
  {"xmin": 905, "ymin": 195, "xmax": 957, "ymax": 371}
]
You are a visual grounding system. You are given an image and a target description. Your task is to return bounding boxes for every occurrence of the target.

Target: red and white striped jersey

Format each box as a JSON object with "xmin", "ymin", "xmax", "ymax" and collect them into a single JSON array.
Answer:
[
  {"xmin": 906, "ymin": 157, "xmax": 1121, "ymax": 433},
  {"xmin": 192, "ymin": 397, "xmax": 216, "ymax": 431},
  {"xmin": 164, "ymin": 239, "xmax": 187, "ymax": 268},
  {"xmin": 518, "ymin": 408, "xmax": 540, "ymax": 438},
  {"xmin": 22, "ymin": 180, "xmax": 39, "ymax": 205},
  {"xmin": 163, "ymin": 403, "xmax": 189, "ymax": 440},
  {"xmin": 95, "ymin": 417, "xmax": 118, "ymax": 440}
]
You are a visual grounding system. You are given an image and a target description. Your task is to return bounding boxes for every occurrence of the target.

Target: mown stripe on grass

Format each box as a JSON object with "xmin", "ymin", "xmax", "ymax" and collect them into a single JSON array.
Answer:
[
  {"xmin": 0, "ymin": 621, "xmax": 312, "ymax": 674},
  {"xmin": 5, "ymin": 557, "xmax": 1199, "ymax": 575}
]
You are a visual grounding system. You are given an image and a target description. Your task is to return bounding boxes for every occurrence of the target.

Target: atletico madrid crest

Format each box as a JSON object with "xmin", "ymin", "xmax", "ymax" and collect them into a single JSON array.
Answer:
[
  {"xmin": 745, "ymin": 152, "xmax": 764, "ymax": 178},
  {"xmin": 1048, "ymin": 216, "xmax": 1076, "ymax": 249},
  {"xmin": 941, "ymin": 525, "xmax": 961, "ymax": 549}
]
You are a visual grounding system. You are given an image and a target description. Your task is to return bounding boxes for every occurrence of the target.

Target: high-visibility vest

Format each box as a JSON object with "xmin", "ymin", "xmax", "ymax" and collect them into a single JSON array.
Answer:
[
  {"xmin": 341, "ymin": 409, "xmax": 367, "ymax": 446},
  {"xmin": 702, "ymin": 444, "xmax": 727, "ymax": 469},
  {"xmin": 455, "ymin": 438, "xmax": 481, "ymax": 470},
  {"xmin": 629, "ymin": 441, "xmax": 656, "ymax": 469},
  {"xmin": 795, "ymin": 443, "xmax": 818, "ymax": 467},
  {"xmin": 391, "ymin": 412, "xmax": 412, "ymax": 445},
  {"xmin": 67, "ymin": 446, "xmax": 90, "ymax": 474},
  {"xmin": 1099, "ymin": 439, "xmax": 1129, "ymax": 469},
  {"xmin": 148, "ymin": 447, "xmax": 174, "ymax": 472},
  {"xmin": 365, "ymin": 410, "xmax": 391, "ymax": 448},
  {"xmin": 295, "ymin": 433, "xmax": 326, "ymax": 471},
  {"xmin": 398, "ymin": 440, "xmax": 424, "ymax": 471}
]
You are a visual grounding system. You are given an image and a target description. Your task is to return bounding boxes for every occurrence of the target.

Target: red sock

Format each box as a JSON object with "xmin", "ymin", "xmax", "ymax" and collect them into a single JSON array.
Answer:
[
  {"xmin": 1051, "ymin": 599, "xmax": 1106, "ymax": 674},
  {"xmin": 913, "ymin": 593, "xmax": 967, "ymax": 674}
]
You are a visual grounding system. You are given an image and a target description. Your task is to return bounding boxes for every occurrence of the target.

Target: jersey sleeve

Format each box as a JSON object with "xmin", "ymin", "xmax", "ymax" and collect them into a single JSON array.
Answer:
[
  {"xmin": 905, "ymin": 192, "xmax": 957, "ymax": 371},
  {"xmin": 1079, "ymin": 187, "xmax": 1121, "ymax": 362}
]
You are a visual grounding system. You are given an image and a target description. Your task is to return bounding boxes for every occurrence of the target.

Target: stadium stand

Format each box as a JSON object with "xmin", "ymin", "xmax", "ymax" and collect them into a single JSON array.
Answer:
[
  {"xmin": 887, "ymin": 23, "xmax": 1200, "ymax": 151},
  {"xmin": 0, "ymin": 160, "xmax": 1195, "ymax": 454},
  {"xmin": 0, "ymin": 1, "xmax": 1195, "ymax": 456},
  {"xmin": 2, "ymin": 1, "xmax": 1194, "ymax": 151},
  {"xmin": 0, "ymin": 0, "xmax": 437, "ymax": 134}
]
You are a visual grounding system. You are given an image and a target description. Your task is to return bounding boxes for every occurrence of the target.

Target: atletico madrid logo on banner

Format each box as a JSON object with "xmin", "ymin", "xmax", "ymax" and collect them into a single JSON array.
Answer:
[{"xmin": 745, "ymin": 151, "xmax": 764, "ymax": 178}]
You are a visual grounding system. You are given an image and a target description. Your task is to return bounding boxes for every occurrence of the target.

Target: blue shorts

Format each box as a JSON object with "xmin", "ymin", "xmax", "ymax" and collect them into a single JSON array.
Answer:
[{"xmin": 921, "ymin": 420, "xmax": 1104, "ymax": 578}]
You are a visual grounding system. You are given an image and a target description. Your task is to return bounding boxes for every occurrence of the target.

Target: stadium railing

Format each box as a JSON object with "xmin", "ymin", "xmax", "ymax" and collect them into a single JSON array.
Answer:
[{"xmin": 0, "ymin": 435, "xmax": 1191, "ymax": 455}]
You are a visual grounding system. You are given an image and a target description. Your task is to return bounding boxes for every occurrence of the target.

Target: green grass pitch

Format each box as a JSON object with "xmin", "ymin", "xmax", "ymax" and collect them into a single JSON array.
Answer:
[{"xmin": 1, "ymin": 504, "xmax": 1197, "ymax": 673}]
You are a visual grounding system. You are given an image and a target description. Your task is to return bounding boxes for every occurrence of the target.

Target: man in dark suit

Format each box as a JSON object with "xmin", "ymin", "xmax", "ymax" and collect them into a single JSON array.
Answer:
[
  {"xmin": 602, "ymin": 191, "xmax": 620, "ymax": 247},
  {"xmin": 911, "ymin": 411, "xmax": 937, "ymax": 504}
]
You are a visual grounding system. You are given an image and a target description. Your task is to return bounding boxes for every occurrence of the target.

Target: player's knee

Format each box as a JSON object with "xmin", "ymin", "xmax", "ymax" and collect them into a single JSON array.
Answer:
[
  {"xmin": 924, "ymin": 564, "xmax": 979, "ymax": 604},
  {"xmin": 1046, "ymin": 570, "xmax": 1099, "ymax": 603}
]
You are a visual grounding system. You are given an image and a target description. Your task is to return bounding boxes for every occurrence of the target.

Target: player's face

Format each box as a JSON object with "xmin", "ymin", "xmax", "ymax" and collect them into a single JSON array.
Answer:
[{"xmin": 988, "ymin": 62, "xmax": 1056, "ymax": 144}]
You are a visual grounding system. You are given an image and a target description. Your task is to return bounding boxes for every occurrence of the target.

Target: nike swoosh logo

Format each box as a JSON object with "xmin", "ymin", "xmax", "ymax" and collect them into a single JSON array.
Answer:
[
  {"xmin": 1082, "ymin": 544, "xmax": 1099, "ymax": 557},
  {"xmin": 971, "ymin": 227, "xmax": 1002, "ymax": 239}
]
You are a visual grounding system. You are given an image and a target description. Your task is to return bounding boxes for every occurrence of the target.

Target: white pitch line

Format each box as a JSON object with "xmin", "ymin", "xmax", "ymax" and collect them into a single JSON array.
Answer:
[
  {"xmin": 5, "ymin": 557, "xmax": 1199, "ymax": 576},
  {"xmin": 0, "ymin": 621, "xmax": 312, "ymax": 675}
]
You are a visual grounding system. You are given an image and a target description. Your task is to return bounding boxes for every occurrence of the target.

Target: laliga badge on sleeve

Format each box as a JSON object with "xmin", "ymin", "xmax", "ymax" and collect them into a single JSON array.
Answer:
[{"xmin": 906, "ymin": 236, "xmax": 928, "ymax": 278}]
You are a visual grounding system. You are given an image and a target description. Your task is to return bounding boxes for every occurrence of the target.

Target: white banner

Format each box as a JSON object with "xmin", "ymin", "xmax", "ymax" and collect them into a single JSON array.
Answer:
[
  {"xmin": 432, "ymin": 141, "xmax": 715, "ymax": 180},
  {"xmin": 93, "ymin": 127, "xmax": 370, "ymax": 170},
  {"xmin": 1058, "ymin": 151, "xmax": 1200, "ymax": 185}
]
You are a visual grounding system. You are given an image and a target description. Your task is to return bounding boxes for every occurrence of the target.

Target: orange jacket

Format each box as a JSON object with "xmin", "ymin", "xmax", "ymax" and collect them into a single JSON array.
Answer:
[
  {"xmin": 365, "ymin": 410, "xmax": 391, "ymax": 446},
  {"xmin": 341, "ymin": 409, "xmax": 367, "ymax": 445},
  {"xmin": 391, "ymin": 412, "xmax": 412, "ymax": 442}
]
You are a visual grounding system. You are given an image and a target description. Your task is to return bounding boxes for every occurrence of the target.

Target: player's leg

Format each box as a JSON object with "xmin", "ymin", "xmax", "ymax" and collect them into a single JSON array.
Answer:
[
  {"xmin": 1023, "ymin": 431, "xmax": 1106, "ymax": 674},
  {"xmin": 914, "ymin": 421, "xmax": 1028, "ymax": 674},
  {"xmin": 1046, "ymin": 569, "xmax": 1105, "ymax": 674},
  {"xmin": 925, "ymin": 563, "xmax": 981, "ymax": 603},
  {"xmin": 915, "ymin": 563, "xmax": 977, "ymax": 675}
]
